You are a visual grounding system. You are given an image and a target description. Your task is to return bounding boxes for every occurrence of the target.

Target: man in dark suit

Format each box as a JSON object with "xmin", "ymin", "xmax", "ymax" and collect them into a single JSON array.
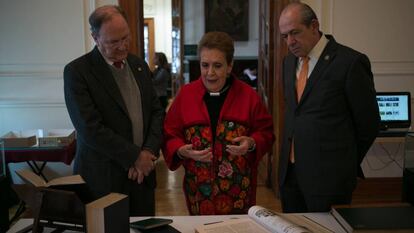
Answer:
[
  {"xmin": 278, "ymin": 3, "xmax": 380, "ymax": 213},
  {"xmin": 64, "ymin": 5, "xmax": 164, "ymax": 216}
]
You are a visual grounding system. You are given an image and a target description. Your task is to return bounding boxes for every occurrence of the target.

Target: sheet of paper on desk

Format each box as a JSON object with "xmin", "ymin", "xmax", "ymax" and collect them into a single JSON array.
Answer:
[{"xmin": 195, "ymin": 206, "xmax": 332, "ymax": 233}]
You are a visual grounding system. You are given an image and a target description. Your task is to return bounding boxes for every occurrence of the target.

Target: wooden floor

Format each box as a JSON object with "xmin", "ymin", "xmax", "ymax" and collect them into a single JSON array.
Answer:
[{"xmin": 155, "ymin": 157, "xmax": 404, "ymax": 215}]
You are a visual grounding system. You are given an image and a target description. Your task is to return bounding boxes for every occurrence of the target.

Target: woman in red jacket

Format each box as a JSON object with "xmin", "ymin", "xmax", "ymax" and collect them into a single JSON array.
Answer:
[{"xmin": 163, "ymin": 31, "xmax": 274, "ymax": 215}]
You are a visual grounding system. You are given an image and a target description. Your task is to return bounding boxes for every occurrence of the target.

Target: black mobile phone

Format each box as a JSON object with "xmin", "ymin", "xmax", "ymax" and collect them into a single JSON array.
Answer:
[{"xmin": 130, "ymin": 218, "xmax": 173, "ymax": 230}]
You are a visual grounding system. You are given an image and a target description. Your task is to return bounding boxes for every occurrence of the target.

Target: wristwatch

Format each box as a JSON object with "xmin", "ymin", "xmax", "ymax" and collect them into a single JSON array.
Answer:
[
  {"xmin": 247, "ymin": 140, "xmax": 256, "ymax": 152},
  {"xmin": 176, "ymin": 150, "xmax": 185, "ymax": 160}
]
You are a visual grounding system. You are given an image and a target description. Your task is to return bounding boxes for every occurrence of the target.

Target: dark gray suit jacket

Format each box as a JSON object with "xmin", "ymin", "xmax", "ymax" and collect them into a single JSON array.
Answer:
[
  {"xmin": 64, "ymin": 47, "xmax": 164, "ymax": 210},
  {"xmin": 279, "ymin": 35, "xmax": 380, "ymax": 196}
]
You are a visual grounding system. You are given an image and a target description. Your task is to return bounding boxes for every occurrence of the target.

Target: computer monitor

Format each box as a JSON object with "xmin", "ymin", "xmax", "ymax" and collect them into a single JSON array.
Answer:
[{"xmin": 376, "ymin": 92, "xmax": 411, "ymax": 130}]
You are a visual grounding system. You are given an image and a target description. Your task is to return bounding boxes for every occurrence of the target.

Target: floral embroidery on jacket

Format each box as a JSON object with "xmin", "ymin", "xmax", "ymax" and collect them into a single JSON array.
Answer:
[{"xmin": 183, "ymin": 121, "xmax": 252, "ymax": 215}]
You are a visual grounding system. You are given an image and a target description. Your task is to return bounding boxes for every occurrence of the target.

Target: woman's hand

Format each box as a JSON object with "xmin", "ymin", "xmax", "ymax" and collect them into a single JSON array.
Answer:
[
  {"xmin": 226, "ymin": 136, "xmax": 255, "ymax": 156},
  {"xmin": 177, "ymin": 144, "xmax": 212, "ymax": 162}
]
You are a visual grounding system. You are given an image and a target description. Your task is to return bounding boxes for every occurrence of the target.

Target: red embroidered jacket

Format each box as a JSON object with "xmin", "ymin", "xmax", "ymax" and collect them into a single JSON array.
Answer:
[{"xmin": 163, "ymin": 78, "xmax": 274, "ymax": 215}]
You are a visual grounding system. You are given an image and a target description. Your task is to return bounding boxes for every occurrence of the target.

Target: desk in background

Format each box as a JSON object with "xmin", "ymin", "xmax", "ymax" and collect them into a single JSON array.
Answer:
[
  {"xmin": 4, "ymin": 140, "xmax": 76, "ymax": 181},
  {"xmin": 403, "ymin": 133, "xmax": 414, "ymax": 204},
  {"xmin": 4, "ymin": 141, "xmax": 76, "ymax": 226}
]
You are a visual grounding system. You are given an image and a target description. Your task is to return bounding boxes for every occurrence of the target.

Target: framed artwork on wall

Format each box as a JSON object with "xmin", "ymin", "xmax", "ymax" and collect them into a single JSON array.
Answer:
[{"xmin": 205, "ymin": 0, "xmax": 249, "ymax": 41}]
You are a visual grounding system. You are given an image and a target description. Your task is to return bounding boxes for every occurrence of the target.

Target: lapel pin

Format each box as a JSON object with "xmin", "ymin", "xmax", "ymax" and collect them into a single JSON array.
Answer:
[
  {"xmin": 138, "ymin": 67, "xmax": 142, "ymax": 71},
  {"xmin": 324, "ymin": 55, "xmax": 330, "ymax": 60}
]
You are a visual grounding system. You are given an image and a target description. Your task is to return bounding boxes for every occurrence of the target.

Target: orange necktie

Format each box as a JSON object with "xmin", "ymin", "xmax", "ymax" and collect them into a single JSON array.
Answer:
[
  {"xmin": 290, "ymin": 56, "xmax": 309, "ymax": 163},
  {"xmin": 296, "ymin": 56, "xmax": 309, "ymax": 101}
]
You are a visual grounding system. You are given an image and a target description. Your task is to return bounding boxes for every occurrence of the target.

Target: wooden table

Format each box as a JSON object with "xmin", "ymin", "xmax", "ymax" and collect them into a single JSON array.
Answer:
[
  {"xmin": 4, "ymin": 141, "xmax": 76, "ymax": 226},
  {"xmin": 4, "ymin": 140, "xmax": 76, "ymax": 181}
]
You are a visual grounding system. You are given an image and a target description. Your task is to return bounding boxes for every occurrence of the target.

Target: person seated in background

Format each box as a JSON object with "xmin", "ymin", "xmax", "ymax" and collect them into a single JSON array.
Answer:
[
  {"xmin": 152, "ymin": 52, "xmax": 171, "ymax": 110},
  {"xmin": 162, "ymin": 31, "xmax": 275, "ymax": 215}
]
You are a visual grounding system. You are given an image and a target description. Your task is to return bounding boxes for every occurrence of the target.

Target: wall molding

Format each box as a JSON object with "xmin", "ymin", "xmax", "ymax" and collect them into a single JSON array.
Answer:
[
  {"xmin": 0, "ymin": 99, "xmax": 65, "ymax": 108},
  {"xmin": 371, "ymin": 60, "xmax": 414, "ymax": 76},
  {"xmin": 0, "ymin": 64, "xmax": 63, "ymax": 79}
]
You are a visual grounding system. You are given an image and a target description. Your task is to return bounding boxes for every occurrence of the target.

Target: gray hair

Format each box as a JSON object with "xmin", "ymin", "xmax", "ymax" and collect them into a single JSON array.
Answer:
[
  {"xmin": 283, "ymin": 2, "xmax": 318, "ymax": 27},
  {"xmin": 89, "ymin": 5, "xmax": 128, "ymax": 35}
]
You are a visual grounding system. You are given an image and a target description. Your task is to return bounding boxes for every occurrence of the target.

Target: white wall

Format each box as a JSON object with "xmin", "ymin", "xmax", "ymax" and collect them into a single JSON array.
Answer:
[
  {"xmin": 0, "ymin": 0, "xmax": 120, "ymax": 136},
  {"xmin": 144, "ymin": 0, "xmax": 173, "ymax": 62},
  {"xmin": 304, "ymin": 0, "xmax": 414, "ymax": 177},
  {"xmin": 0, "ymin": 0, "xmax": 86, "ymax": 136},
  {"xmin": 304, "ymin": 0, "xmax": 414, "ymax": 99}
]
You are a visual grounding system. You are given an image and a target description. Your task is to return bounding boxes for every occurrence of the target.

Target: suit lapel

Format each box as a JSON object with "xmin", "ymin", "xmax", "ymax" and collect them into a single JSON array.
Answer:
[
  {"xmin": 90, "ymin": 47, "xmax": 128, "ymax": 114},
  {"xmin": 127, "ymin": 56, "xmax": 145, "ymax": 93},
  {"xmin": 285, "ymin": 54, "xmax": 299, "ymax": 107},
  {"xmin": 298, "ymin": 36, "xmax": 338, "ymax": 105}
]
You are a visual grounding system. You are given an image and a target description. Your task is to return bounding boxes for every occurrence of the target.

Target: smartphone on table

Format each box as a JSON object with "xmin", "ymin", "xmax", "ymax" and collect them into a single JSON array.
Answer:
[{"xmin": 130, "ymin": 218, "xmax": 173, "ymax": 230}]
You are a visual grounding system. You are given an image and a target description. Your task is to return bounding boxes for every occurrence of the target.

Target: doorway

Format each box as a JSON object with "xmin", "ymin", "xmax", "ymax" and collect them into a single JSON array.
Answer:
[
  {"xmin": 143, "ymin": 0, "xmax": 182, "ymax": 96},
  {"xmin": 144, "ymin": 18, "xmax": 155, "ymax": 71}
]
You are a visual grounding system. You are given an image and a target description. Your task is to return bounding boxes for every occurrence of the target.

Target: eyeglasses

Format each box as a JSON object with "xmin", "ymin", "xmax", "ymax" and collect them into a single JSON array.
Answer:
[{"xmin": 101, "ymin": 35, "xmax": 131, "ymax": 48}]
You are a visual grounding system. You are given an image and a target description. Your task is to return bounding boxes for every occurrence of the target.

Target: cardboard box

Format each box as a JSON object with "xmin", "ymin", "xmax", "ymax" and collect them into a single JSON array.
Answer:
[
  {"xmin": 38, "ymin": 129, "xmax": 75, "ymax": 147},
  {"xmin": 0, "ymin": 131, "xmax": 37, "ymax": 148}
]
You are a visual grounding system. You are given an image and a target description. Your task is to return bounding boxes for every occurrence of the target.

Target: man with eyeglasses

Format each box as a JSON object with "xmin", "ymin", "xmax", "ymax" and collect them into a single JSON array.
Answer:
[
  {"xmin": 278, "ymin": 2, "xmax": 380, "ymax": 213},
  {"xmin": 64, "ymin": 5, "xmax": 163, "ymax": 216}
]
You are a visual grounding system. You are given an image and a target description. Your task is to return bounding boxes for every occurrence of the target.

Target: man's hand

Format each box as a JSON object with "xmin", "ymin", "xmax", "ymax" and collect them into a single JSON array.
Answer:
[
  {"xmin": 135, "ymin": 149, "xmax": 157, "ymax": 176},
  {"xmin": 128, "ymin": 149, "xmax": 157, "ymax": 183},
  {"xmin": 128, "ymin": 167, "xmax": 144, "ymax": 184},
  {"xmin": 177, "ymin": 144, "xmax": 212, "ymax": 162}
]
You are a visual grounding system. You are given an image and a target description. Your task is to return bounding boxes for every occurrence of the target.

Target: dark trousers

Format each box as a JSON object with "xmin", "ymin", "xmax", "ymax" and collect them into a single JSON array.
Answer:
[
  {"xmin": 128, "ymin": 180, "xmax": 155, "ymax": 216},
  {"xmin": 159, "ymin": 96, "xmax": 168, "ymax": 110},
  {"xmin": 280, "ymin": 162, "xmax": 352, "ymax": 213}
]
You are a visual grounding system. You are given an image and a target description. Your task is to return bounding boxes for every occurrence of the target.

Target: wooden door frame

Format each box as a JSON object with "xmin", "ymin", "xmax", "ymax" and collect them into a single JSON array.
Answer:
[
  {"xmin": 118, "ymin": 0, "xmax": 144, "ymax": 58},
  {"xmin": 119, "ymin": 0, "xmax": 183, "ymax": 95},
  {"xmin": 271, "ymin": 0, "xmax": 290, "ymax": 194},
  {"xmin": 171, "ymin": 0, "xmax": 184, "ymax": 96},
  {"xmin": 144, "ymin": 18, "xmax": 155, "ymax": 71},
  {"xmin": 258, "ymin": 0, "xmax": 291, "ymax": 194}
]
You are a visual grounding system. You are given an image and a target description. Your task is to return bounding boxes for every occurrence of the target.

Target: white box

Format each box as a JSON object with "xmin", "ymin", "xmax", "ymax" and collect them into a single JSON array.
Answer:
[
  {"xmin": 37, "ymin": 129, "xmax": 75, "ymax": 147},
  {"xmin": 0, "ymin": 131, "xmax": 37, "ymax": 148}
]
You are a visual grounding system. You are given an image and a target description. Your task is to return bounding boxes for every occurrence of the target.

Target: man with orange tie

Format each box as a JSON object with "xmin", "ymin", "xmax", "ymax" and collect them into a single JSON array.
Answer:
[
  {"xmin": 64, "ymin": 5, "xmax": 163, "ymax": 216},
  {"xmin": 278, "ymin": 2, "xmax": 380, "ymax": 213}
]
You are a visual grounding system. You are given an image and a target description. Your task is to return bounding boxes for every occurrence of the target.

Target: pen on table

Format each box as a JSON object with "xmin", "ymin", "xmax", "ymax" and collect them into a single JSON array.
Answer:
[{"xmin": 204, "ymin": 221, "xmax": 223, "ymax": 225}]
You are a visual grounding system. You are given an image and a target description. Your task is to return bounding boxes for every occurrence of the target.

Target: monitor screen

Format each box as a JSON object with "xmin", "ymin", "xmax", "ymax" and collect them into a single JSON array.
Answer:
[{"xmin": 376, "ymin": 92, "xmax": 411, "ymax": 129}]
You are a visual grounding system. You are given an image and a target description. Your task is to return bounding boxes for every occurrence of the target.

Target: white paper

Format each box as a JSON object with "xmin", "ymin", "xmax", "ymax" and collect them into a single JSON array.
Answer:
[{"xmin": 248, "ymin": 206, "xmax": 312, "ymax": 233}]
